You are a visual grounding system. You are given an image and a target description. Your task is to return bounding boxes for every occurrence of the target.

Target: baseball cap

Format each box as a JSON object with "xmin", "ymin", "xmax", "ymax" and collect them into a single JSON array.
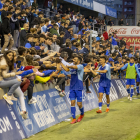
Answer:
[{"xmin": 108, "ymin": 58, "xmax": 114, "ymax": 62}]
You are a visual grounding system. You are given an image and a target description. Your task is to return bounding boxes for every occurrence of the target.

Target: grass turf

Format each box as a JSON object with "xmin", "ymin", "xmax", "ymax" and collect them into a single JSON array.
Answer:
[{"xmin": 25, "ymin": 96, "xmax": 140, "ymax": 140}]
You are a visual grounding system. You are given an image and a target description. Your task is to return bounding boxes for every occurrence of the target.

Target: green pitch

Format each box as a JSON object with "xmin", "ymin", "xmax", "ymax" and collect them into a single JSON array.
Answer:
[{"xmin": 25, "ymin": 96, "xmax": 140, "ymax": 140}]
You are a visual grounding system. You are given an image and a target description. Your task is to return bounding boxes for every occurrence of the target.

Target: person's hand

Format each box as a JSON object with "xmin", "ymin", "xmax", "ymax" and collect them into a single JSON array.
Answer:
[
  {"xmin": 23, "ymin": 78, "xmax": 27, "ymax": 82},
  {"xmin": 8, "ymin": 33, "xmax": 11, "ymax": 36},
  {"xmin": 58, "ymin": 74, "xmax": 65, "ymax": 78},
  {"xmin": 0, "ymin": 65, "xmax": 8, "ymax": 69},
  {"xmin": 32, "ymin": 68, "xmax": 38, "ymax": 73},
  {"xmin": 17, "ymin": 78, "xmax": 21, "ymax": 82},
  {"xmin": 50, "ymin": 72, "xmax": 58, "ymax": 78},
  {"xmin": 16, "ymin": 71, "xmax": 23, "ymax": 75},
  {"xmin": 18, "ymin": 16, "xmax": 21, "ymax": 19}
]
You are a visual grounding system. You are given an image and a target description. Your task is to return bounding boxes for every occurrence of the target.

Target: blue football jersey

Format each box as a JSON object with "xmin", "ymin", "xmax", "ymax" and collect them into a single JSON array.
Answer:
[
  {"xmin": 98, "ymin": 64, "xmax": 111, "ymax": 87},
  {"xmin": 70, "ymin": 64, "xmax": 84, "ymax": 90},
  {"xmin": 137, "ymin": 63, "xmax": 140, "ymax": 72}
]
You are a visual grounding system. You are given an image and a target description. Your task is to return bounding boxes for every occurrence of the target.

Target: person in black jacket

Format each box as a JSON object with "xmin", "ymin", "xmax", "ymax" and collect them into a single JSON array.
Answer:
[
  {"xmin": 118, "ymin": 19, "xmax": 124, "ymax": 26},
  {"xmin": 13, "ymin": 7, "xmax": 21, "ymax": 48},
  {"xmin": 2, "ymin": 12, "xmax": 14, "ymax": 53},
  {"xmin": 1, "ymin": 4, "xmax": 8, "ymax": 23},
  {"xmin": 57, "ymin": 31, "xmax": 65, "ymax": 48},
  {"xmin": 20, "ymin": 23, "xmax": 29, "ymax": 46},
  {"xmin": 25, "ymin": 7, "xmax": 34, "ymax": 25},
  {"xmin": 59, "ymin": 22, "xmax": 65, "ymax": 33},
  {"xmin": 19, "ymin": 11, "xmax": 29, "ymax": 28}
]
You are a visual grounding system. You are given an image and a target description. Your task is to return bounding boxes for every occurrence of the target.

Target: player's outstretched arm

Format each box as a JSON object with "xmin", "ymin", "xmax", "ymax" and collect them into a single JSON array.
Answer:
[
  {"xmin": 67, "ymin": 65, "xmax": 78, "ymax": 69},
  {"xmin": 90, "ymin": 69, "xmax": 98, "ymax": 76},
  {"xmin": 120, "ymin": 63, "xmax": 128, "ymax": 70},
  {"xmin": 60, "ymin": 62, "xmax": 70, "ymax": 72}
]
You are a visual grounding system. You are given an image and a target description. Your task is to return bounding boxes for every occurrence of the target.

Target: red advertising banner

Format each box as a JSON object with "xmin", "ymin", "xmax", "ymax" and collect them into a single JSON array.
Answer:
[{"xmin": 118, "ymin": 36, "xmax": 140, "ymax": 50}]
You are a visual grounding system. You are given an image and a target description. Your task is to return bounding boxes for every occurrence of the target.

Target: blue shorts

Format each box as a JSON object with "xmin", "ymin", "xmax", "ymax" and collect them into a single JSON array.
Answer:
[
  {"xmin": 69, "ymin": 90, "xmax": 82, "ymax": 102},
  {"xmin": 126, "ymin": 79, "xmax": 135, "ymax": 85},
  {"xmin": 98, "ymin": 86, "xmax": 110, "ymax": 95},
  {"xmin": 136, "ymin": 77, "xmax": 140, "ymax": 83}
]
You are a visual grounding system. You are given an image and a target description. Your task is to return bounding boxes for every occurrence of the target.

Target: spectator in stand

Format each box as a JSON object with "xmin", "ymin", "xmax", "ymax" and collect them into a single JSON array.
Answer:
[
  {"xmin": 108, "ymin": 19, "xmax": 114, "ymax": 26},
  {"xmin": 137, "ymin": 20, "xmax": 140, "ymax": 26},
  {"xmin": 0, "ymin": 0, "xmax": 5, "ymax": 22},
  {"xmin": 21, "ymin": 1, "xmax": 27, "ymax": 10},
  {"xmin": 25, "ymin": 33, "xmax": 34, "ymax": 48},
  {"xmin": 59, "ymin": 21, "xmax": 65, "ymax": 33},
  {"xmin": 58, "ymin": 5, "xmax": 63, "ymax": 14},
  {"xmin": 50, "ymin": 24, "xmax": 59, "ymax": 37},
  {"xmin": 32, "ymin": 0, "xmax": 38, "ymax": 9},
  {"xmin": 118, "ymin": 19, "xmax": 124, "ymax": 26},
  {"xmin": 1, "ymin": 51, "xmax": 28, "ymax": 119},
  {"xmin": 1, "ymin": 4, "xmax": 8, "ymax": 23},
  {"xmin": 2, "ymin": 12, "xmax": 14, "ymax": 53},
  {"xmin": 19, "ymin": 11, "xmax": 29, "ymax": 28},
  {"xmin": 58, "ymin": 31, "xmax": 65, "ymax": 48},
  {"xmin": 26, "ymin": 0, "xmax": 31, "ymax": 7},
  {"xmin": 103, "ymin": 30, "xmax": 109, "ymax": 40},
  {"xmin": 20, "ymin": 23, "xmax": 29, "ymax": 46},
  {"xmin": 66, "ymin": 7, "xmax": 71, "ymax": 14}
]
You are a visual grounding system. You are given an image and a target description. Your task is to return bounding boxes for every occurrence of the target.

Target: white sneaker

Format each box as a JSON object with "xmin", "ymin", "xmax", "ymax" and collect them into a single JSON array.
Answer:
[
  {"xmin": 130, "ymin": 97, "xmax": 132, "ymax": 101},
  {"xmin": 24, "ymin": 91, "xmax": 27, "ymax": 96},
  {"xmin": 11, "ymin": 94, "xmax": 18, "ymax": 101},
  {"xmin": 55, "ymin": 85, "xmax": 61, "ymax": 91},
  {"xmin": 20, "ymin": 111, "xmax": 28, "ymax": 119},
  {"xmin": 28, "ymin": 97, "xmax": 37, "ymax": 104},
  {"xmin": 3, "ymin": 94, "xmax": 13, "ymax": 105},
  {"xmin": 62, "ymin": 91, "xmax": 66, "ymax": 96},
  {"xmin": 128, "ymin": 95, "xmax": 130, "ymax": 100},
  {"xmin": 59, "ymin": 92, "xmax": 65, "ymax": 97}
]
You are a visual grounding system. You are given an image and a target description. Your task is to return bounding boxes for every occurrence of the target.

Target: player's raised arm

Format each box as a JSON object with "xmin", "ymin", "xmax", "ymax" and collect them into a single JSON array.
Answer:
[{"xmin": 120, "ymin": 63, "xmax": 128, "ymax": 70}]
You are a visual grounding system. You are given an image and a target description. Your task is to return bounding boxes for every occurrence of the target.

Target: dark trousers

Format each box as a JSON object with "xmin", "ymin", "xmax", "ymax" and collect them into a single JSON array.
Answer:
[{"xmin": 56, "ymin": 77, "xmax": 66, "ymax": 91}]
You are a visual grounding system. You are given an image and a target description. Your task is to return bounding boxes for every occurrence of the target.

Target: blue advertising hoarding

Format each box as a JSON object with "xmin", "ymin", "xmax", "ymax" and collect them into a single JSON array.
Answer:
[
  {"xmin": 13, "ymin": 88, "xmax": 72, "ymax": 137},
  {"xmin": 106, "ymin": 6, "xmax": 117, "ymax": 18},
  {"xmin": 64, "ymin": 0, "xmax": 93, "ymax": 10},
  {"xmin": 0, "ymin": 100, "xmax": 26, "ymax": 140}
]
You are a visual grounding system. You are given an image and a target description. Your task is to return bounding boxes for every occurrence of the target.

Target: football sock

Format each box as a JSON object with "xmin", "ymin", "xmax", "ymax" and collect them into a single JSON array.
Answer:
[
  {"xmin": 79, "ymin": 107, "xmax": 84, "ymax": 115},
  {"xmin": 107, "ymin": 103, "xmax": 110, "ymax": 109},
  {"xmin": 99, "ymin": 102, "xmax": 102, "ymax": 110},
  {"xmin": 136, "ymin": 86, "xmax": 139, "ymax": 94},
  {"xmin": 71, "ymin": 106, "xmax": 76, "ymax": 119},
  {"xmin": 127, "ymin": 88, "xmax": 130, "ymax": 95},
  {"xmin": 130, "ymin": 87, "xmax": 134, "ymax": 97}
]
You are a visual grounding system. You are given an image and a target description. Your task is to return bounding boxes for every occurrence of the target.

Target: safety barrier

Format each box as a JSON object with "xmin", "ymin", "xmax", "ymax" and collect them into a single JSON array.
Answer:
[{"xmin": 0, "ymin": 79, "xmax": 127, "ymax": 139}]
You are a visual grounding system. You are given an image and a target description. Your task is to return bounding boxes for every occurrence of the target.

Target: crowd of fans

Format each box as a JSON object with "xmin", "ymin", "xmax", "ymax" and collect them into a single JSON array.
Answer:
[{"xmin": 0, "ymin": 0, "xmax": 138, "ymax": 120}]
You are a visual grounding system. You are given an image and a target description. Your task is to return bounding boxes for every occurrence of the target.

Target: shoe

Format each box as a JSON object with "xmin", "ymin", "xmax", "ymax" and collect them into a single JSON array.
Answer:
[
  {"xmin": 130, "ymin": 97, "xmax": 132, "ymax": 101},
  {"xmin": 70, "ymin": 119, "xmax": 77, "ymax": 124},
  {"xmin": 59, "ymin": 92, "xmax": 65, "ymax": 97},
  {"xmin": 3, "ymin": 94, "xmax": 13, "ymax": 105},
  {"xmin": 20, "ymin": 111, "xmax": 28, "ymax": 119},
  {"xmin": 137, "ymin": 93, "xmax": 139, "ymax": 96},
  {"xmin": 62, "ymin": 91, "xmax": 66, "ymax": 96},
  {"xmin": 11, "ymin": 94, "xmax": 18, "ymax": 101},
  {"xmin": 86, "ymin": 90, "xmax": 91, "ymax": 94},
  {"xmin": 128, "ymin": 95, "xmax": 130, "ymax": 99},
  {"xmin": 96, "ymin": 109, "xmax": 102, "ymax": 113},
  {"xmin": 55, "ymin": 85, "xmax": 61, "ymax": 91},
  {"xmin": 24, "ymin": 91, "xmax": 27, "ymax": 96},
  {"xmin": 106, "ymin": 108, "xmax": 109, "ymax": 112},
  {"xmin": 28, "ymin": 97, "xmax": 37, "ymax": 104},
  {"xmin": 77, "ymin": 114, "xmax": 84, "ymax": 122}
]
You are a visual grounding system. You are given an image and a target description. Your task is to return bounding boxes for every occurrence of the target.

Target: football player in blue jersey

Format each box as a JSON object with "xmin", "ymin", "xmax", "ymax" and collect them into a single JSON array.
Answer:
[
  {"xmin": 91, "ymin": 56, "xmax": 111, "ymax": 113},
  {"xmin": 136, "ymin": 58, "xmax": 140, "ymax": 96},
  {"xmin": 60, "ymin": 56, "xmax": 84, "ymax": 124}
]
